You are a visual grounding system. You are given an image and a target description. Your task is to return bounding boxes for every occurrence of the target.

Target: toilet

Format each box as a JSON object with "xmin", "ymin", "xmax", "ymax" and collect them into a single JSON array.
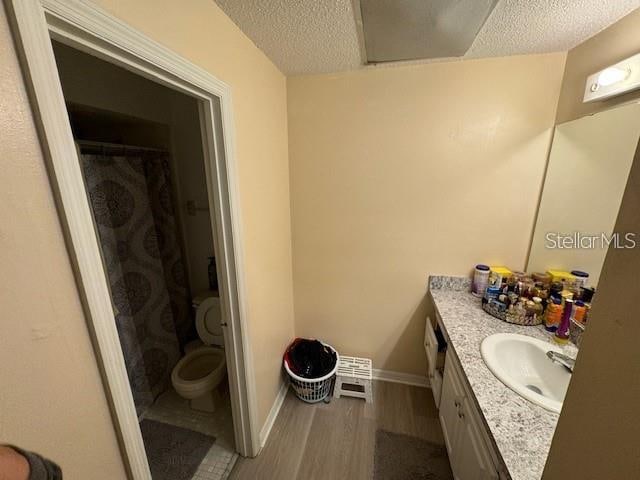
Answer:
[{"xmin": 171, "ymin": 293, "xmax": 226, "ymax": 412}]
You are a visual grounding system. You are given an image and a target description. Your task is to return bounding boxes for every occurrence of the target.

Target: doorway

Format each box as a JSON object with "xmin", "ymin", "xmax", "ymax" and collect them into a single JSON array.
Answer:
[
  {"xmin": 53, "ymin": 41, "xmax": 237, "ymax": 479},
  {"xmin": 6, "ymin": 1, "xmax": 259, "ymax": 479}
]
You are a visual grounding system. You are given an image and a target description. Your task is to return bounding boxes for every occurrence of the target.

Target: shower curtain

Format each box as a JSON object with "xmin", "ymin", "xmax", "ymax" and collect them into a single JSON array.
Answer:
[{"xmin": 80, "ymin": 149, "xmax": 191, "ymax": 416}]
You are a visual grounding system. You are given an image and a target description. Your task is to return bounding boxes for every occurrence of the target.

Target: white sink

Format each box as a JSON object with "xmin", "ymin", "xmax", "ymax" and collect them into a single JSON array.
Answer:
[{"xmin": 480, "ymin": 333, "xmax": 572, "ymax": 413}]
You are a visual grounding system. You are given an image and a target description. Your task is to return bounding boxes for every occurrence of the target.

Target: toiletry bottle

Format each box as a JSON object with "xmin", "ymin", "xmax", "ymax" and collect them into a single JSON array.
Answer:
[
  {"xmin": 482, "ymin": 286, "xmax": 501, "ymax": 307},
  {"xmin": 524, "ymin": 301, "xmax": 534, "ymax": 322},
  {"xmin": 573, "ymin": 300, "xmax": 587, "ymax": 324},
  {"xmin": 488, "ymin": 267, "xmax": 512, "ymax": 288},
  {"xmin": 537, "ymin": 287, "xmax": 549, "ymax": 310},
  {"xmin": 532, "ymin": 272, "xmax": 552, "ymax": 287},
  {"xmin": 520, "ymin": 279, "xmax": 534, "ymax": 298},
  {"xmin": 581, "ymin": 287, "xmax": 596, "ymax": 304},
  {"xmin": 544, "ymin": 296, "xmax": 562, "ymax": 332},
  {"xmin": 555, "ymin": 298, "xmax": 573, "ymax": 344},
  {"xmin": 550, "ymin": 281, "xmax": 563, "ymax": 297},
  {"xmin": 532, "ymin": 297, "xmax": 544, "ymax": 322}
]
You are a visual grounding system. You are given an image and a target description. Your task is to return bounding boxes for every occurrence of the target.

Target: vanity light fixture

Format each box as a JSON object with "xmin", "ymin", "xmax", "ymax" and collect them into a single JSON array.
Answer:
[
  {"xmin": 584, "ymin": 52, "xmax": 640, "ymax": 102},
  {"xmin": 596, "ymin": 67, "xmax": 630, "ymax": 87}
]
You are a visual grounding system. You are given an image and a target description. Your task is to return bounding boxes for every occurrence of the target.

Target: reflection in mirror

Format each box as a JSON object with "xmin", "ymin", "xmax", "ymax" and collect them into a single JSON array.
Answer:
[{"xmin": 528, "ymin": 102, "xmax": 640, "ymax": 287}]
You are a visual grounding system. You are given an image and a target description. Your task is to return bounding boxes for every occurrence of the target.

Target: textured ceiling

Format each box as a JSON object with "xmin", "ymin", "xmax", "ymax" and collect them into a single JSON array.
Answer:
[{"xmin": 215, "ymin": 0, "xmax": 640, "ymax": 76}]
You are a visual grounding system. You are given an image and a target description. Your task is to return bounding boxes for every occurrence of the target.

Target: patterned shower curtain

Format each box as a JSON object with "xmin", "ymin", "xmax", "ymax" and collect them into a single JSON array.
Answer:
[{"xmin": 81, "ymin": 149, "xmax": 192, "ymax": 416}]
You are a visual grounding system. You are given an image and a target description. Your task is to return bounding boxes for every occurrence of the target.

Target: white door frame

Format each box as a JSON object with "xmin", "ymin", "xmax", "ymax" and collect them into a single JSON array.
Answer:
[{"xmin": 5, "ymin": 0, "xmax": 260, "ymax": 477}]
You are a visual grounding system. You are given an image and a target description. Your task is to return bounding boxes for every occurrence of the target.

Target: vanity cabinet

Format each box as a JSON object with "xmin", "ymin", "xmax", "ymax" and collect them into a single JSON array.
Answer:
[
  {"xmin": 439, "ymin": 353, "xmax": 464, "ymax": 456},
  {"xmin": 427, "ymin": 312, "xmax": 505, "ymax": 480},
  {"xmin": 440, "ymin": 353, "xmax": 498, "ymax": 480}
]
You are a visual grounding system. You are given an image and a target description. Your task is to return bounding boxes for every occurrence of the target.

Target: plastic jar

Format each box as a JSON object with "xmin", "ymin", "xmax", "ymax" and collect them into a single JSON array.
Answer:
[
  {"xmin": 571, "ymin": 270, "xmax": 589, "ymax": 289},
  {"xmin": 472, "ymin": 264, "xmax": 490, "ymax": 297}
]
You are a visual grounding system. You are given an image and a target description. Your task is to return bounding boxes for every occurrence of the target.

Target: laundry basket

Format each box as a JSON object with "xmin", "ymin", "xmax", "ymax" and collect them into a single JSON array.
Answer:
[{"xmin": 283, "ymin": 342, "xmax": 339, "ymax": 403}]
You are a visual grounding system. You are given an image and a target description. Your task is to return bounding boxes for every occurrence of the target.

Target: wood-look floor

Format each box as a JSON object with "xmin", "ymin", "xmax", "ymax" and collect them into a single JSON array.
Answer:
[{"xmin": 229, "ymin": 381, "xmax": 446, "ymax": 480}]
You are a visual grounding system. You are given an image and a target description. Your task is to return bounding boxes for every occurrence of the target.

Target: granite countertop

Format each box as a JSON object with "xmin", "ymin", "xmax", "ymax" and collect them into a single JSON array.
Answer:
[{"xmin": 428, "ymin": 276, "xmax": 578, "ymax": 480}]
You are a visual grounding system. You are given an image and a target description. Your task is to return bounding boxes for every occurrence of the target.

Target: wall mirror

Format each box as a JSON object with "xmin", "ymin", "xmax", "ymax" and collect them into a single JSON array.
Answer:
[{"xmin": 527, "ymin": 102, "xmax": 640, "ymax": 287}]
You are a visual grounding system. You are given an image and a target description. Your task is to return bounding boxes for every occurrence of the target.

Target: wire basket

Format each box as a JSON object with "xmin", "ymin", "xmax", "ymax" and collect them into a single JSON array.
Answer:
[{"xmin": 283, "ymin": 343, "xmax": 339, "ymax": 403}]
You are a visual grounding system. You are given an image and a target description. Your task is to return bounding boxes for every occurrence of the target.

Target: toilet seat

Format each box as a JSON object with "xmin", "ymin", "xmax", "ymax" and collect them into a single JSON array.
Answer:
[{"xmin": 171, "ymin": 346, "xmax": 226, "ymax": 399}]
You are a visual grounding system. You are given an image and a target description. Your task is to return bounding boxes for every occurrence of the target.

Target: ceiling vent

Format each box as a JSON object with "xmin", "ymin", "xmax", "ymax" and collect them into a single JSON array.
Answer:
[{"xmin": 356, "ymin": 0, "xmax": 497, "ymax": 64}]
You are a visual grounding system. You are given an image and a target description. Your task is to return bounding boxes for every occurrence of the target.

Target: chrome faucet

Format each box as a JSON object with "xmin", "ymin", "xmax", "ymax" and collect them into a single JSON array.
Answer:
[{"xmin": 546, "ymin": 351, "xmax": 576, "ymax": 373}]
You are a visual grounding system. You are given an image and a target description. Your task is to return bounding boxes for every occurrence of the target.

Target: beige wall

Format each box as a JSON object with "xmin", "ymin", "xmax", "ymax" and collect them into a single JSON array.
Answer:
[
  {"xmin": 1, "ymin": 2, "xmax": 294, "ymax": 474},
  {"xmin": 168, "ymin": 95, "xmax": 214, "ymax": 294},
  {"xmin": 543, "ymin": 138, "xmax": 640, "ymax": 480},
  {"xmin": 0, "ymin": 3, "xmax": 127, "ymax": 477},
  {"xmin": 528, "ymin": 102, "xmax": 640, "ymax": 286},
  {"xmin": 556, "ymin": 8, "xmax": 640, "ymax": 123},
  {"xmin": 77, "ymin": 0, "xmax": 296, "ymax": 430},
  {"xmin": 288, "ymin": 53, "xmax": 566, "ymax": 375}
]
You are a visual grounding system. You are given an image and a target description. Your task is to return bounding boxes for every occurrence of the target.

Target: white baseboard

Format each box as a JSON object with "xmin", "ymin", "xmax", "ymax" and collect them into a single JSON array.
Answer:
[
  {"xmin": 259, "ymin": 378, "xmax": 289, "ymax": 448},
  {"xmin": 372, "ymin": 368, "xmax": 430, "ymax": 388}
]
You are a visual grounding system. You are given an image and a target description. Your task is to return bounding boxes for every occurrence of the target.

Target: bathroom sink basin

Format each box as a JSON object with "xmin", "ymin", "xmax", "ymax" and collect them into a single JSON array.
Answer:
[{"xmin": 480, "ymin": 333, "xmax": 572, "ymax": 413}]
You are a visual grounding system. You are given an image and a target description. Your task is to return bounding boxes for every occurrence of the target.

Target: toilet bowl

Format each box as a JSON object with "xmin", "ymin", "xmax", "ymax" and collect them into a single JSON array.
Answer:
[{"xmin": 171, "ymin": 293, "xmax": 226, "ymax": 412}]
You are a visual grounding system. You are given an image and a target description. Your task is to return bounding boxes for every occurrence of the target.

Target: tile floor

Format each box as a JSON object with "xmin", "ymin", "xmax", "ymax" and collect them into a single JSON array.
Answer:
[{"xmin": 143, "ymin": 384, "xmax": 238, "ymax": 480}]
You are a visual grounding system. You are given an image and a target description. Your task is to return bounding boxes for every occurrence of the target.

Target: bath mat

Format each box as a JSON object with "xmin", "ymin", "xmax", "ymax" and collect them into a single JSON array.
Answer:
[
  {"xmin": 140, "ymin": 419, "xmax": 215, "ymax": 480},
  {"xmin": 374, "ymin": 429, "xmax": 453, "ymax": 480}
]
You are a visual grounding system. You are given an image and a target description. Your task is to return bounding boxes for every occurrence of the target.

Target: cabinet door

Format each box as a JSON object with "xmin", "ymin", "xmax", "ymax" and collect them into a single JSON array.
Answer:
[
  {"xmin": 438, "ymin": 356, "xmax": 463, "ymax": 459},
  {"xmin": 424, "ymin": 316, "xmax": 443, "ymax": 406},
  {"xmin": 454, "ymin": 399, "xmax": 499, "ymax": 480},
  {"xmin": 425, "ymin": 316, "xmax": 438, "ymax": 378}
]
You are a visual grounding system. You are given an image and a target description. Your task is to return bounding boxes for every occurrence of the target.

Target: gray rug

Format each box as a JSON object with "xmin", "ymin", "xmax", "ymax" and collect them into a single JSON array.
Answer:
[
  {"xmin": 374, "ymin": 429, "xmax": 453, "ymax": 480},
  {"xmin": 140, "ymin": 419, "xmax": 215, "ymax": 480}
]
